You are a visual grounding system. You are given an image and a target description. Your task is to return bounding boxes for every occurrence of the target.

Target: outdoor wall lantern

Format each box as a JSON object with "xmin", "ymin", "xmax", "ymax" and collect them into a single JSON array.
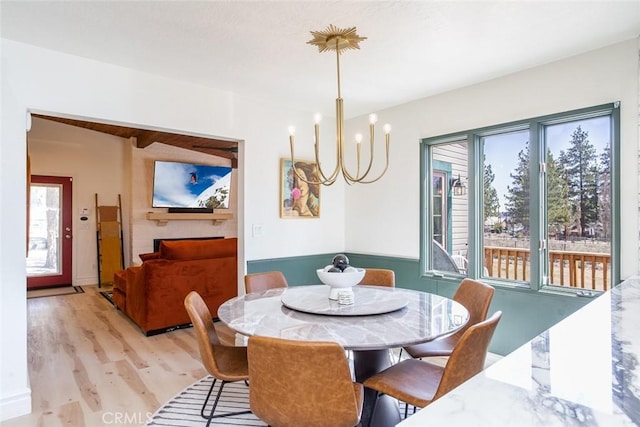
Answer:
[{"xmin": 449, "ymin": 174, "xmax": 467, "ymax": 196}]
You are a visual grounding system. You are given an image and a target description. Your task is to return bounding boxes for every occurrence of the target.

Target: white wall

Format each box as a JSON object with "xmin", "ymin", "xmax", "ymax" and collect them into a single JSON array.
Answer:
[
  {"xmin": 345, "ymin": 38, "xmax": 640, "ymax": 279},
  {"xmin": 0, "ymin": 39, "xmax": 345, "ymax": 420}
]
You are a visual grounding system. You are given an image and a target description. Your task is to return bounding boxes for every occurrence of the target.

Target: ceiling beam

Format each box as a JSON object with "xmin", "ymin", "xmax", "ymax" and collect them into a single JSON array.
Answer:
[{"xmin": 32, "ymin": 114, "xmax": 239, "ymax": 167}]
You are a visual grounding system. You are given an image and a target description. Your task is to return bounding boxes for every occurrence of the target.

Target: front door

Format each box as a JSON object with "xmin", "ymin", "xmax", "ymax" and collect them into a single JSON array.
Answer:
[{"xmin": 27, "ymin": 175, "xmax": 73, "ymax": 289}]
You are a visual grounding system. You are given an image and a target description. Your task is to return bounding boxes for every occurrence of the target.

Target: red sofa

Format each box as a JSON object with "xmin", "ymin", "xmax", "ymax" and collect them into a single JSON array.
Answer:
[{"xmin": 113, "ymin": 237, "xmax": 238, "ymax": 335}]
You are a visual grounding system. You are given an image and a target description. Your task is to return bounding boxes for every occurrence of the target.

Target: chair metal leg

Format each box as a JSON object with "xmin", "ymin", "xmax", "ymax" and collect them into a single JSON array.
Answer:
[
  {"xmin": 200, "ymin": 378, "xmax": 218, "ymax": 419},
  {"xmin": 402, "ymin": 404, "xmax": 417, "ymax": 418},
  {"xmin": 201, "ymin": 378, "xmax": 252, "ymax": 426}
]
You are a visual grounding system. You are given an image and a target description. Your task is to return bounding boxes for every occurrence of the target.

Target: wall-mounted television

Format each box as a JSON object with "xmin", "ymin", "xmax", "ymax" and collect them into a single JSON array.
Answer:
[{"xmin": 152, "ymin": 160, "xmax": 232, "ymax": 212}]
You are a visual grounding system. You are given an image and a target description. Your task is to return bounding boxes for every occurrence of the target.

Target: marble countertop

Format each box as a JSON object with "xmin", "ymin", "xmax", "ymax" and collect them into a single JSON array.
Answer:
[
  {"xmin": 398, "ymin": 276, "xmax": 640, "ymax": 426},
  {"xmin": 217, "ymin": 285, "xmax": 469, "ymax": 351}
]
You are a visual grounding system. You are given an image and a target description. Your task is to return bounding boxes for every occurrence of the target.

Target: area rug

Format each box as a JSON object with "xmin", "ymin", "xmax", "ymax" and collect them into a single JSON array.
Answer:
[
  {"xmin": 147, "ymin": 375, "xmax": 412, "ymax": 426},
  {"xmin": 27, "ymin": 285, "xmax": 84, "ymax": 299},
  {"xmin": 99, "ymin": 290, "xmax": 115, "ymax": 306},
  {"xmin": 146, "ymin": 376, "xmax": 264, "ymax": 426}
]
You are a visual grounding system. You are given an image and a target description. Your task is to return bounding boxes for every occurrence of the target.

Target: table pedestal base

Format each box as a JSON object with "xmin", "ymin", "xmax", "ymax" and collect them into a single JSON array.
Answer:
[{"xmin": 353, "ymin": 349, "xmax": 401, "ymax": 427}]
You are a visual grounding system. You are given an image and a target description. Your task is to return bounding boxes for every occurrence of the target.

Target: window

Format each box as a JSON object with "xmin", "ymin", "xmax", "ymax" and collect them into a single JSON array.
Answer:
[{"xmin": 421, "ymin": 103, "xmax": 619, "ymax": 293}]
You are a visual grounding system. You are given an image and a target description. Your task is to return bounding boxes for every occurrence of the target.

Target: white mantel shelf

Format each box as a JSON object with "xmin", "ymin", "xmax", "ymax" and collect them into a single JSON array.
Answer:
[{"xmin": 146, "ymin": 212, "xmax": 233, "ymax": 226}]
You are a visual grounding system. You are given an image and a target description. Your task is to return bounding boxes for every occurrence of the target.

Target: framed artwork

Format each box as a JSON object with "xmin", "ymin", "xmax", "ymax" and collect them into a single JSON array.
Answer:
[{"xmin": 280, "ymin": 158, "xmax": 321, "ymax": 218}]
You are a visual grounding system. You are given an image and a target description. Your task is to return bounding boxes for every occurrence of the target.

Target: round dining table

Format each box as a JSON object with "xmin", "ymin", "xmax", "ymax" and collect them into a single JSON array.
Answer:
[{"xmin": 217, "ymin": 284, "xmax": 469, "ymax": 427}]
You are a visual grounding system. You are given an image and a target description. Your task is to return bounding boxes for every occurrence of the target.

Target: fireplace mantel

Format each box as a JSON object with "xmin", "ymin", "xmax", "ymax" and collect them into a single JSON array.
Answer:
[{"xmin": 146, "ymin": 212, "xmax": 233, "ymax": 226}]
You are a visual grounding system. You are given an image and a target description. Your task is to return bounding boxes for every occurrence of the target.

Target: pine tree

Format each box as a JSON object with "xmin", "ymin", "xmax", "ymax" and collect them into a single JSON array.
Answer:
[
  {"xmin": 505, "ymin": 141, "xmax": 530, "ymax": 233},
  {"xmin": 483, "ymin": 155, "xmax": 500, "ymax": 221},
  {"xmin": 598, "ymin": 145, "xmax": 611, "ymax": 239},
  {"xmin": 558, "ymin": 126, "xmax": 598, "ymax": 237},
  {"xmin": 546, "ymin": 151, "xmax": 571, "ymax": 238}
]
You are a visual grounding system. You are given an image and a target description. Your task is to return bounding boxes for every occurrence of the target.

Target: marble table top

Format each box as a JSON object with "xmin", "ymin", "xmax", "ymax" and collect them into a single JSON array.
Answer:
[
  {"xmin": 398, "ymin": 276, "xmax": 640, "ymax": 427},
  {"xmin": 217, "ymin": 285, "xmax": 469, "ymax": 351}
]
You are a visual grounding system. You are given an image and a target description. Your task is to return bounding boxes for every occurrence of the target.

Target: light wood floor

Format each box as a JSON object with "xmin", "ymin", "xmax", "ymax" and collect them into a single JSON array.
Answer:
[{"xmin": 4, "ymin": 284, "xmax": 233, "ymax": 427}]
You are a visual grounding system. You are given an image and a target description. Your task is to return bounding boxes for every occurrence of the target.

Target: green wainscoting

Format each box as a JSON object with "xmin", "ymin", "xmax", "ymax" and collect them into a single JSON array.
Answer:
[
  {"xmin": 247, "ymin": 252, "xmax": 596, "ymax": 355},
  {"xmin": 247, "ymin": 253, "xmax": 336, "ymax": 285}
]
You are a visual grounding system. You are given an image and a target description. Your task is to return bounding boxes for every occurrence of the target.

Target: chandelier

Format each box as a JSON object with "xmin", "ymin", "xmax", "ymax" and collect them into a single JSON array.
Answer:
[{"xmin": 288, "ymin": 25, "xmax": 391, "ymax": 186}]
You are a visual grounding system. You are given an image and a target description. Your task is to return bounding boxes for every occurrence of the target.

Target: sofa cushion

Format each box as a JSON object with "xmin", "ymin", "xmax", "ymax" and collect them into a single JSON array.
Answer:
[
  {"xmin": 139, "ymin": 251, "xmax": 160, "ymax": 262},
  {"xmin": 159, "ymin": 238, "xmax": 237, "ymax": 261}
]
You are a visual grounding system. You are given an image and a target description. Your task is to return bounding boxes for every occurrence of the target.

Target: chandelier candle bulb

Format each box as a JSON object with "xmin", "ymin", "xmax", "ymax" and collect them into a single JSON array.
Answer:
[
  {"xmin": 384, "ymin": 124, "xmax": 391, "ymax": 134},
  {"xmin": 356, "ymin": 137, "xmax": 362, "ymax": 176},
  {"xmin": 369, "ymin": 113, "xmax": 378, "ymax": 124},
  {"xmin": 355, "ymin": 133, "xmax": 363, "ymax": 144},
  {"xmin": 288, "ymin": 127, "xmax": 296, "ymax": 159},
  {"xmin": 314, "ymin": 114, "xmax": 321, "ymax": 147}
]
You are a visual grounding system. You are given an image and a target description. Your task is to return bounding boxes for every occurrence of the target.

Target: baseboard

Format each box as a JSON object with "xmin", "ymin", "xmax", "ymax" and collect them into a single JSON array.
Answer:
[
  {"xmin": 74, "ymin": 277, "xmax": 100, "ymax": 287},
  {"xmin": 144, "ymin": 322, "xmax": 193, "ymax": 336},
  {"xmin": 0, "ymin": 388, "xmax": 31, "ymax": 421}
]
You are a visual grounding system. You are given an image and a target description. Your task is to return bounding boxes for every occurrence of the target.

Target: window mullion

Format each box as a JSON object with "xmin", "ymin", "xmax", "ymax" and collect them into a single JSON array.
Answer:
[
  {"xmin": 468, "ymin": 134, "xmax": 482, "ymax": 278},
  {"xmin": 611, "ymin": 103, "xmax": 621, "ymax": 286},
  {"xmin": 419, "ymin": 141, "xmax": 432, "ymax": 275},
  {"xmin": 529, "ymin": 121, "xmax": 544, "ymax": 291}
]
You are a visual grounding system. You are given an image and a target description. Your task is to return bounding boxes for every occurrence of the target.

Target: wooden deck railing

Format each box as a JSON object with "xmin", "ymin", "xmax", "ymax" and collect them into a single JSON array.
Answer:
[{"xmin": 484, "ymin": 246, "xmax": 611, "ymax": 291}]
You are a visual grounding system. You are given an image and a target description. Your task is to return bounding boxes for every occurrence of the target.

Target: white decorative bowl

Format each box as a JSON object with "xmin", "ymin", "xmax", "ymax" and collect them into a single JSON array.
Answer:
[{"xmin": 316, "ymin": 268, "xmax": 365, "ymax": 300}]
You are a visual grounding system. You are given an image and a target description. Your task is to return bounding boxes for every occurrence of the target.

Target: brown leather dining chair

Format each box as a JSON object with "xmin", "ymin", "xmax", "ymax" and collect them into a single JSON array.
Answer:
[
  {"xmin": 358, "ymin": 268, "xmax": 395, "ymax": 287},
  {"xmin": 363, "ymin": 311, "xmax": 502, "ymax": 414},
  {"xmin": 183, "ymin": 291, "xmax": 251, "ymax": 425},
  {"xmin": 355, "ymin": 268, "xmax": 397, "ymax": 363},
  {"xmin": 244, "ymin": 270, "xmax": 288, "ymax": 293},
  {"xmin": 401, "ymin": 278, "xmax": 495, "ymax": 360},
  {"xmin": 247, "ymin": 336, "xmax": 364, "ymax": 427}
]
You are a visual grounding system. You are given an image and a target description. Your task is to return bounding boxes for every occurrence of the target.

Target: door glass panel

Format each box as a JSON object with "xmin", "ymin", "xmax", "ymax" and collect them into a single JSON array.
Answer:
[
  {"xmin": 432, "ymin": 175, "xmax": 444, "ymax": 245},
  {"xmin": 27, "ymin": 184, "xmax": 61, "ymax": 276},
  {"xmin": 482, "ymin": 130, "xmax": 529, "ymax": 282}
]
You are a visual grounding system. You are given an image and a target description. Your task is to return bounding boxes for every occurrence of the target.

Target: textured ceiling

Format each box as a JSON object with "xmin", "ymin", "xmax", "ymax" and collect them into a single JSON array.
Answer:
[{"xmin": 2, "ymin": 1, "xmax": 640, "ymax": 119}]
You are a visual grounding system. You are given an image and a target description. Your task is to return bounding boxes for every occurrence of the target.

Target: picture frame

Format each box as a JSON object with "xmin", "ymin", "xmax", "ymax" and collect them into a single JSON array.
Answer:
[{"xmin": 280, "ymin": 158, "xmax": 321, "ymax": 218}]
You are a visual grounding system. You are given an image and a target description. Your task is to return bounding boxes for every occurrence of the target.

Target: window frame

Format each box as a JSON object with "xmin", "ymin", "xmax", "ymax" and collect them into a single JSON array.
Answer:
[{"xmin": 420, "ymin": 102, "xmax": 620, "ymax": 293}]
